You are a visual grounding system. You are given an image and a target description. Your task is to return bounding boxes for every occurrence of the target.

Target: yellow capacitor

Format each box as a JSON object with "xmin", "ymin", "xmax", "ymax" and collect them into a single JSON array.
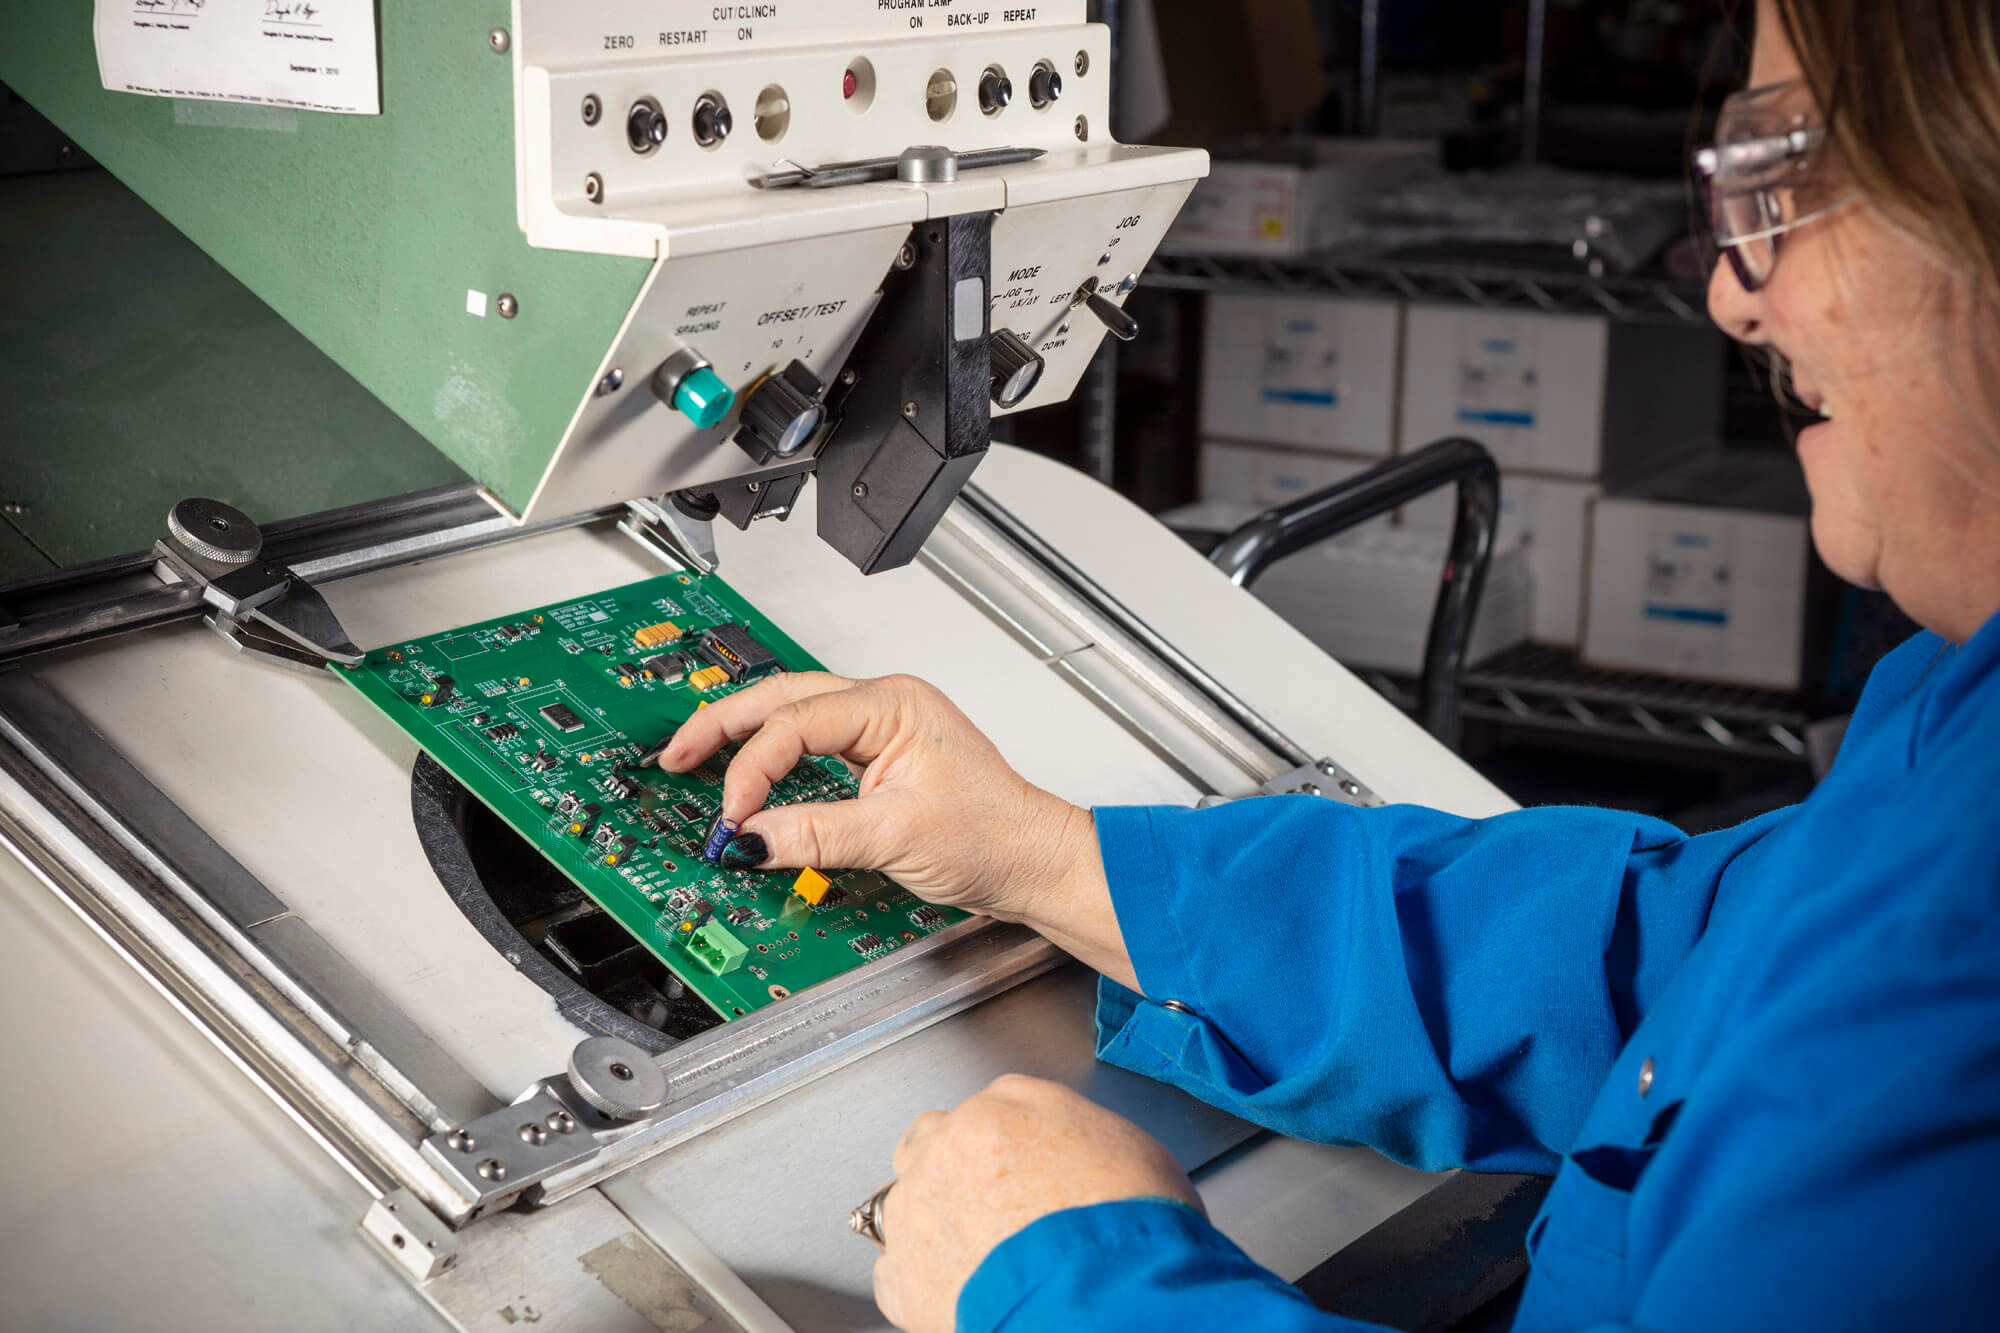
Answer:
[
  {"xmin": 792, "ymin": 867, "xmax": 832, "ymax": 906},
  {"xmin": 688, "ymin": 665, "xmax": 731, "ymax": 690},
  {"xmin": 634, "ymin": 621, "xmax": 683, "ymax": 649}
]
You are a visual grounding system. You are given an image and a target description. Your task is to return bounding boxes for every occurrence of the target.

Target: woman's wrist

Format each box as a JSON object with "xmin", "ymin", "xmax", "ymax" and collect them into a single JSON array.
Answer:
[{"xmin": 1001, "ymin": 792, "xmax": 1139, "ymax": 991}]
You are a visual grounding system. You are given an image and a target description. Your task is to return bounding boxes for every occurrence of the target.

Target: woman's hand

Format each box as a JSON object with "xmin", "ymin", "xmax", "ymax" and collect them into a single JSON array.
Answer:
[
  {"xmin": 873, "ymin": 1074, "xmax": 1203, "ymax": 1333},
  {"xmin": 658, "ymin": 673, "xmax": 1096, "ymax": 926}
]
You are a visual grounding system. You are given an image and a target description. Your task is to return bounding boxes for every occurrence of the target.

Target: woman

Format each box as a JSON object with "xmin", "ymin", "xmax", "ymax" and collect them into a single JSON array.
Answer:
[{"xmin": 660, "ymin": 1, "xmax": 2000, "ymax": 1328}]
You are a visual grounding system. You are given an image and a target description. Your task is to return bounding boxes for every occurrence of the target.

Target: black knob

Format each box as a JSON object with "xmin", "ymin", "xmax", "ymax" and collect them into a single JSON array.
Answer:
[
  {"xmin": 736, "ymin": 360, "xmax": 827, "ymax": 463},
  {"xmin": 989, "ymin": 329, "xmax": 1046, "ymax": 409},
  {"xmin": 627, "ymin": 98, "xmax": 667, "ymax": 154},
  {"xmin": 1029, "ymin": 65, "xmax": 1063, "ymax": 108},
  {"xmin": 693, "ymin": 94, "xmax": 732, "ymax": 146},
  {"xmin": 979, "ymin": 69, "xmax": 1014, "ymax": 114},
  {"xmin": 1085, "ymin": 291, "xmax": 1140, "ymax": 343}
]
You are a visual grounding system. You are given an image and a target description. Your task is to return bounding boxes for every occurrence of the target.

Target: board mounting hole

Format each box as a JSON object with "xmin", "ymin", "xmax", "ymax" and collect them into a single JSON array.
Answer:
[
  {"xmin": 733, "ymin": 1007, "xmax": 745, "ymax": 1016},
  {"xmin": 609, "ymin": 1061, "xmax": 634, "ymax": 1081},
  {"xmin": 769, "ymin": 985, "xmax": 791, "ymax": 1000}
]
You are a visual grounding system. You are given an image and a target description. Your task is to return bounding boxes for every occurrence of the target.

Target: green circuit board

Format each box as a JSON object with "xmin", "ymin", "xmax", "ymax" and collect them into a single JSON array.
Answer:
[{"xmin": 335, "ymin": 571, "xmax": 964, "ymax": 1021}]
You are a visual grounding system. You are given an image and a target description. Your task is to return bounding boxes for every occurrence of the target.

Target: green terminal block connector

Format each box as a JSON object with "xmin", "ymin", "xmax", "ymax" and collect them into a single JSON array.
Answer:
[{"xmin": 684, "ymin": 921, "xmax": 749, "ymax": 975}]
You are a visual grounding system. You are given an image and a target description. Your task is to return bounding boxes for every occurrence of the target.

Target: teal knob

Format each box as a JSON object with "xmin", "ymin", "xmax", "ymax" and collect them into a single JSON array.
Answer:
[{"xmin": 673, "ymin": 366, "xmax": 735, "ymax": 429}]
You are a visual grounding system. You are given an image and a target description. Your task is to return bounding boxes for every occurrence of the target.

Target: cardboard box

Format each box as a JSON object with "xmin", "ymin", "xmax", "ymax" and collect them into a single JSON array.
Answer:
[
  {"xmin": 1581, "ymin": 453, "xmax": 1812, "ymax": 689},
  {"xmin": 1197, "ymin": 440, "xmax": 1375, "ymax": 507},
  {"xmin": 1163, "ymin": 501, "xmax": 1531, "ymax": 675},
  {"xmin": 1403, "ymin": 473, "xmax": 1598, "ymax": 647},
  {"xmin": 1150, "ymin": 0, "xmax": 1327, "ymax": 148},
  {"xmin": 1163, "ymin": 138, "xmax": 1437, "ymax": 258},
  {"xmin": 1398, "ymin": 307, "xmax": 1724, "ymax": 483},
  {"xmin": 1200, "ymin": 295, "xmax": 1403, "ymax": 455}
]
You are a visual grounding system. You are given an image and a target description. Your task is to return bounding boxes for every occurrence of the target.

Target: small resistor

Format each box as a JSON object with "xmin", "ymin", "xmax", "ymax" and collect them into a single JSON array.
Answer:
[{"xmin": 701, "ymin": 813, "xmax": 739, "ymax": 864}]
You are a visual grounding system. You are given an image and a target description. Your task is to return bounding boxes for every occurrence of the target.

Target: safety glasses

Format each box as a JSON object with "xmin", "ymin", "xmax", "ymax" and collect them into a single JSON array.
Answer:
[{"xmin": 1692, "ymin": 79, "xmax": 1859, "ymax": 292}]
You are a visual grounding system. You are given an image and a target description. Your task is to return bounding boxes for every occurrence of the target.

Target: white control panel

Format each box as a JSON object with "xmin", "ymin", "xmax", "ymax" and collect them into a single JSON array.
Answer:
[{"xmin": 498, "ymin": 0, "xmax": 1207, "ymax": 526}]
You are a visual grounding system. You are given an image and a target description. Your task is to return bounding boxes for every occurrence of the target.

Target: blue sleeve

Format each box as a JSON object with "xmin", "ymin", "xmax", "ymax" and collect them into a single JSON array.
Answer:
[
  {"xmin": 958, "ymin": 1198, "xmax": 1386, "ymax": 1333},
  {"xmin": 1091, "ymin": 796, "xmax": 1789, "ymax": 1173}
]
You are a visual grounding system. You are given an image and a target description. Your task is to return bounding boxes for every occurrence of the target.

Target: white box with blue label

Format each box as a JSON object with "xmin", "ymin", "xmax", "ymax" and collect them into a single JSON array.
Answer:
[
  {"xmin": 1398, "ymin": 307, "xmax": 1724, "ymax": 482},
  {"xmin": 1581, "ymin": 492, "xmax": 1810, "ymax": 690},
  {"xmin": 1402, "ymin": 471, "xmax": 1599, "ymax": 647},
  {"xmin": 1199, "ymin": 295, "xmax": 1403, "ymax": 456}
]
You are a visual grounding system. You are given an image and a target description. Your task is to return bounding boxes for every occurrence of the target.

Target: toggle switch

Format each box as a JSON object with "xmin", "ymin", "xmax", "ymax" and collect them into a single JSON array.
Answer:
[
  {"xmin": 1029, "ymin": 64, "xmax": 1063, "ymax": 108},
  {"xmin": 988, "ymin": 329, "xmax": 1045, "ymax": 409},
  {"xmin": 978, "ymin": 67, "xmax": 1013, "ymax": 115},
  {"xmin": 651, "ymin": 348, "xmax": 735, "ymax": 429},
  {"xmin": 1084, "ymin": 291, "xmax": 1139, "ymax": 343},
  {"xmin": 627, "ymin": 98, "xmax": 667, "ymax": 154}
]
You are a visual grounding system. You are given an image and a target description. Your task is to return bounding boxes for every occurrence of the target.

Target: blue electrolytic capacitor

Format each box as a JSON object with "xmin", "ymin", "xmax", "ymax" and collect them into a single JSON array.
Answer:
[{"xmin": 701, "ymin": 814, "xmax": 739, "ymax": 864}]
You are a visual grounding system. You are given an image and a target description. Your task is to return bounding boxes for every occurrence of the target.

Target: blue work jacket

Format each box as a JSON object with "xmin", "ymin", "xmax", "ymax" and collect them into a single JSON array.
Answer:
[{"xmin": 959, "ymin": 618, "xmax": 2000, "ymax": 1330}]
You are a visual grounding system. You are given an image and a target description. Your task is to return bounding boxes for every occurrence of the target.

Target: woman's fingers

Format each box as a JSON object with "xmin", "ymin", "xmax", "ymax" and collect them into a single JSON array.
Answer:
[
  {"xmin": 736, "ymin": 790, "xmax": 910, "ymax": 874},
  {"xmin": 655, "ymin": 671, "xmax": 852, "ymax": 772},
  {"xmin": 717, "ymin": 688, "xmax": 892, "ymax": 823}
]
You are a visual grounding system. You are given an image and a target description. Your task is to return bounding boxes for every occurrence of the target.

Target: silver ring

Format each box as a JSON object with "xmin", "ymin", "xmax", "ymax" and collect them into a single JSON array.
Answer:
[{"xmin": 848, "ymin": 1181, "xmax": 895, "ymax": 1249}]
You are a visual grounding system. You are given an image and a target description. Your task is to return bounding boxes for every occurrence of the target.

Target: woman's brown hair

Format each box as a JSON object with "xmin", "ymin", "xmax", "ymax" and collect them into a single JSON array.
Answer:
[{"xmin": 1769, "ymin": 0, "xmax": 2000, "ymax": 293}]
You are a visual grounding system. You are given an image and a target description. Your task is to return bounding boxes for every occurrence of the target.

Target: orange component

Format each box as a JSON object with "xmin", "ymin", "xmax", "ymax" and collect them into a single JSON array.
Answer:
[
  {"xmin": 634, "ymin": 621, "xmax": 683, "ymax": 649},
  {"xmin": 792, "ymin": 867, "xmax": 833, "ymax": 906}
]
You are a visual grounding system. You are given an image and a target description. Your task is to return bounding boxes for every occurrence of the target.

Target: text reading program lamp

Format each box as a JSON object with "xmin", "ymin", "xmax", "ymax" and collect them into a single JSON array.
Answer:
[{"xmin": 0, "ymin": 4, "xmax": 1515, "ymax": 1328}]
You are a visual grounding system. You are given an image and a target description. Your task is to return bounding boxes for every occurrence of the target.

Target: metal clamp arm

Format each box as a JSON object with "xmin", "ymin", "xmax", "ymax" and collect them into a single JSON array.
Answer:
[{"xmin": 1207, "ymin": 438, "xmax": 1501, "ymax": 750}]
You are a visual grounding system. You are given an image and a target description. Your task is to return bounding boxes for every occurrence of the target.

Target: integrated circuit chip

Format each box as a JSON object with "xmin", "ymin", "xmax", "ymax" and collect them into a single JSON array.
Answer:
[
  {"xmin": 540, "ymin": 702, "xmax": 586, "ymax": 732},
  {"xmin": 696, "ymin": 623, "xmax": 778, "ymax": 681}
]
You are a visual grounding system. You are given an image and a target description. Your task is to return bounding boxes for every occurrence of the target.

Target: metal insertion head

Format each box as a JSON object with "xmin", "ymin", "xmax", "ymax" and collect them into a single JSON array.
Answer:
[{"xmin": 896, "ymin": 146, "xmax": 958, "ymax": 184}]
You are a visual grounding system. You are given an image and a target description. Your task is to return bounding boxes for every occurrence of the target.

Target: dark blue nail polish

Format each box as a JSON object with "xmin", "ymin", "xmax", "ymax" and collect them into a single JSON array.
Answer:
[{"xmin": 718, "ymin": 832, "xmax": 769, "ymax": 870}]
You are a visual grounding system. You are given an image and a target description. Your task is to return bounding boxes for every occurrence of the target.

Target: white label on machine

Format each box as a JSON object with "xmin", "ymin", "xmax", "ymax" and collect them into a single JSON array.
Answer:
[{"xmin": 94, "ymin": 0, "xmax": 381, "ymax": 116}]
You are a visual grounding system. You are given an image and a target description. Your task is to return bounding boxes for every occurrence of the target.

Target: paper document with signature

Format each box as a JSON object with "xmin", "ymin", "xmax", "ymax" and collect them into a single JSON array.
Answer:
[{"xmin": 95, "ymin": 0, "xmax": 380, "ymax": 115}]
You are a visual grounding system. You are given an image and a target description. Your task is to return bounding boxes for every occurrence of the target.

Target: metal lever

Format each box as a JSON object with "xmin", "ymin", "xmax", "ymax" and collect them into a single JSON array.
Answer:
[
  {"xmin": 1084, "ymin": 291, "xmax": 1140, "ymax": 342},
  {"xmin": 752, "ymin": 145, "xmax": 1045, "ymax": 190},
  {"xmin": 154, "ymin": 498, "xmax": 365, "ymax": 670},
  {"xmin": 1207, "ymin": 439, "xmax": 1500, "ymax": 751}
]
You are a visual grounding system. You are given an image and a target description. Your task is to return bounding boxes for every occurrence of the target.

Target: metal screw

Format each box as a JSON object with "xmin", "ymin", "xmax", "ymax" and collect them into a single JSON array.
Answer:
[
  {"xmin": 475, "ymin": 1159, "xmax": 507, "ymax": 1182},
  {"xmin": 746, "ymin": 480, "xmax": 761, "ymax": 493},
  {"xmin": 1, "ymin": 501, "xmax": 26, "ymax": 517},
  {"xmin": 1074, "ymin": 115, "xmax": 1089, "ymax": 141},
  {"xmin": 1318, "ymin": 760, "xmax": 1339, "ymax": 776},
  {"xmin": 496, "ymin": 293, "xmax": 519, "ymax": 319},
  {"xmin": 581, "ymin": 94, "xmax": 601, "ymax": 125},
  {"xmin": 584, "ymin": 172, "xmax": 604, "ymax": 203},
  {"xmin": 839, "ymin": 369, "xmax": 857, "ymax": 386},
  {"xmin": 1119, "ymin": 273, "xmax": 1139, "ymax": 294},
  {"xmin": 851, "ymin": 483, "xmax": 869, "ymax": 499},
  {"xmin": 1339, "ymin": 779, "xmax": 1361, "ymax": 796},
  {"xmin": 518, "ymin": 1122, "xmax": 549, "ymax": 1146},
  {"xmin": 1638, "ymin": 1056, "xmax": 1656, "ymax": 1096},
  {"xmin": 1074, "ymin": 51, "xmax": 1090, "ymax": 77},
  {"xmin": 58, "ymin": 144, "xmax": 74, "ymax": 161},
  {"xmin": 595, "ymin": 367, "xmax": 623, "ymax": 395},
  {"xmin": 546, "ymin": 1110, "xmax": 576, "ymax": 1134},
  {"xmin": 487, "ymin": 26, "xmax": 510, "ymax": 54},
  {"xmin": 901, "ymin": 401, "xmax": 918, "ymax": 418},
  {"xmin": 446, "ymin": 1129, "xmax": 476, "ymax": 1153},
  {"xmin": 609, "ymin": 1061, "xmax": 634, "ymax": 1081},
  {"xmin": 894, "ymin": 242, "xmax": 917, "ymax": 271}
]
